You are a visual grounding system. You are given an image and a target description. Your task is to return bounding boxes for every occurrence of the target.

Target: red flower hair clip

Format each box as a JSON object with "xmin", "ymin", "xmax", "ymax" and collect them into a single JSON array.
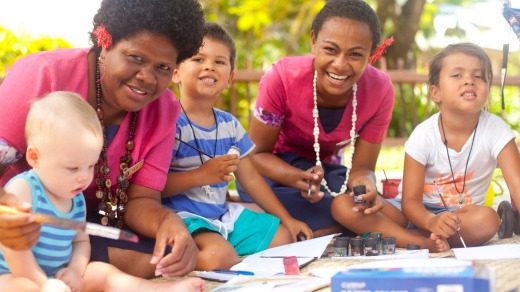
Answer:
[
  {"xmin": 93, "ymin": 25, "xmax": 112, "ymax": 49},
  {"xmin": 369, "ymin": 36, "xmax": 394, "ymax": 64}
]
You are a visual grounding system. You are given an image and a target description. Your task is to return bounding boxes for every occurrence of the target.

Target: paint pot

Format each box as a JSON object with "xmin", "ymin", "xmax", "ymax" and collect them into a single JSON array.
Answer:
[
  {"xmin": 353, "ymin": 185, "xmax": 367, "ymax": 205},
  {"xmin": 350, "ymin": 237, "xmax": 364, "ymax": 256},
  {"xmin": 382, "ymin": 237, "xmax": 396, "ymax": 254},
  {"xmin": 283, "ymin": 256, "xmax": 300, "ymax": 275},
  {"xmin": 333, "ymin": 237, "xmax": 349, "ymax": 257}
]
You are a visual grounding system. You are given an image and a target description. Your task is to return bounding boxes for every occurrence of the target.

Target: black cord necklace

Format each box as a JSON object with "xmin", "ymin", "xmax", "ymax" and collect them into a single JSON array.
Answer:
[
  {"xmin": 180, "ymin": 102, "xmax": 218, "ymax": 197},
  {"xmin": 439, "ymin": 113, "xmax": 478, "ymax": 207}
]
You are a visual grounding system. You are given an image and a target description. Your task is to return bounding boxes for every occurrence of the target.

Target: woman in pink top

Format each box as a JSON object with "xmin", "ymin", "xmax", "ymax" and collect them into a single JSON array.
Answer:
[{"xmin": 0, "ymin": 0, "xmax": 205, "ymax": 279}]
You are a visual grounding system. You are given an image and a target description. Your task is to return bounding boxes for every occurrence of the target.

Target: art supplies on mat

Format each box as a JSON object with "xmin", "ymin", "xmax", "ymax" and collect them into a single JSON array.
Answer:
[
  {"xmin": 330, "ymin": 258, "xmax": 492, "ymax": 292},
  {"xmin": 0, "ymin": 205, "xmax": 138, "ymax": 242},
  {"xmin": 331, "ymin": 248, "xmax": 429, "ymax": 260}
]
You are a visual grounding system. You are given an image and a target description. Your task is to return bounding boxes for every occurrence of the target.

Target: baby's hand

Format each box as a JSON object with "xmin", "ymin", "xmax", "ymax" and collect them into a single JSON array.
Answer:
[
  {"xmin": 42, "ymin": 279, "xmax": 71, "ymax": 292},
  {"xmin": 56, "ymin": 267, "xmax": 82, "ymax": 292}
]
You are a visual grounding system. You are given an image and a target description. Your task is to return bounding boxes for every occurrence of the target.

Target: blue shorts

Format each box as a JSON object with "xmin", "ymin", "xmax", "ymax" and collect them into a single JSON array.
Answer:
[
  {"xmin": 237, "ymin": 152, "xmax": 351, "ymax": 233},
  {"xmin": 183, "ymin": 208, "xmax": 280, "ymax": 256}
]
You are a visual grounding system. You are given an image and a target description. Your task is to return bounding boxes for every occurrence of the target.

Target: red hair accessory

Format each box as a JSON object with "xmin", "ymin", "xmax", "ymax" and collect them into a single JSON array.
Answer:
[
  {"xmin": 93, "ymin": 25, "xmax": 112, "ymax": 49},
  {"xmin": 369, "ymin": 36, "xmax": 394, "ymax": 64}
]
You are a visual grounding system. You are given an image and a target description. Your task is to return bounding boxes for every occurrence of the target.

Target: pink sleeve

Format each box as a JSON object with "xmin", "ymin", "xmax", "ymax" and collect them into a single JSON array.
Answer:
[
  {"xmin": 0, "ymin": 53, "xmax": 55, "ymax": 153},
  {"xmin": 256, "ymin": 64, "xmax": 288, "ymax": 117},
  {"xmin": 357, "ymin": 70, "xmax": 395, "ymax": 144}
]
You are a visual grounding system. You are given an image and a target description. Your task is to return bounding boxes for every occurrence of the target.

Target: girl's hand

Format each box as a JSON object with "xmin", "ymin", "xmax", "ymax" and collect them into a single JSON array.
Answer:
[
  {"xmin": 299, "ymin": 165, "xmax": 325, "ymax": 203},
  {"xmin": 281, "ymin": 217, "xmax": 313, "ymax": 242},
  {"xmin": 56, "ymin": 267, "xmax": 82, "ymax": 292},
  {"xmin": 201, "ymin": 154, "xmax": 239, "ymax": 184},
  {"xmin": 427, "ymin": 212, "xmax": 461, "ymax": 238},
  {"xmin": 349, "ymin": 178, "xmax": 383, "ymax": 214}
]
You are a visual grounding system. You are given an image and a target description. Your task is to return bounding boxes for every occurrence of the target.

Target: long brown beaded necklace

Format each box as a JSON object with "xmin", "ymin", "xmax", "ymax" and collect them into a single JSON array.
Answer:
[{"xmin": 95, "ymin": 60, "xmax": 137, "ymax": 228}]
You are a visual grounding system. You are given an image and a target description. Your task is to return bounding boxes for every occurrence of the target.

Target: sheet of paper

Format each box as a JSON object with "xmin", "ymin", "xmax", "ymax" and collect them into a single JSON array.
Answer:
[
  {"xmin": 232, "ymin": 254, "xmax": 316, "ymax": 276},
  {"xmin": 259, "ymin": 233, "xmax": 337, "ymax": 258},
  {"xmin": 331, "ymin": 248, "xmax": 429, "ymax": 260},
  {"xmin": 210, "ymin": 275, "xmax": 329, "ymax": 292},
  {"xmin": 452, "ymin": 243, "xmax": 520, "ymax": 260},
  {"xmin": 231, "ymin": 234, "xmax": 336, "ymax": 276}
]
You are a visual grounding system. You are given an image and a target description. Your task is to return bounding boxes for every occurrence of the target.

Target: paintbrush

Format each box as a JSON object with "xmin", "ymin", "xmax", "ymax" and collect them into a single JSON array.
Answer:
[
  {"xmin": 0, "ymin": 205, "xmax": 138, "ymax": 243},
  {"xmin": 432, "ymin": 180, "xmax": 467, "ymax": 248}
]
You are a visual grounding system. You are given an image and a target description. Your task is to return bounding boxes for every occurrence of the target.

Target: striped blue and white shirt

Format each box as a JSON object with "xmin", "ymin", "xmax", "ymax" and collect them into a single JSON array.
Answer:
[
  {"xmin": 0, "ymin": 170, "xmax": 85, "ymax": 277},
  {"xmin": 162, "ymin": 108, "xmax": 254, "ymax": 219}
]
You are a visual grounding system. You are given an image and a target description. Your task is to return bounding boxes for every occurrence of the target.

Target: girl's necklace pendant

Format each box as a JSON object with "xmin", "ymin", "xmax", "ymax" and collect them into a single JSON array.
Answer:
[{"xmin": 458, "ymin": 193, "xmax": 464, "ymax": 207}]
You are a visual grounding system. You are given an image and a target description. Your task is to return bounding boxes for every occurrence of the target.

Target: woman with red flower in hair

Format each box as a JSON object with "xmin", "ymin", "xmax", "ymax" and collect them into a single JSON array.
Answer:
[{"xmin": 0, "ymin": 0, "xmax": 205, "ymax": 280}]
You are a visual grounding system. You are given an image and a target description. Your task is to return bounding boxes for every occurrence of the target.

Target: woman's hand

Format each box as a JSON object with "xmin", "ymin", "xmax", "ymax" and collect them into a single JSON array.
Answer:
[
  {"xmin": 0, "ymin": 190, "xmax": 41, "ymax": 250},
  {"xmin": 349, "ymin": 177, "xmax": 383, "ymax": 214},
  {"xmin": 299, "ymin": 165, "xmax": 325, "ymax": 203},
  {"xmin": 150, "ymin": 212, "xmax": 198, "ymax": 277}
]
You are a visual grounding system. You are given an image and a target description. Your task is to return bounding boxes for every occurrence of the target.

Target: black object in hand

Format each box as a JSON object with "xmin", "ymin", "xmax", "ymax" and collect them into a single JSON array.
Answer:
[{"xmin": 353, "ymin": 185, "xmax": 367, "ymax": 205}]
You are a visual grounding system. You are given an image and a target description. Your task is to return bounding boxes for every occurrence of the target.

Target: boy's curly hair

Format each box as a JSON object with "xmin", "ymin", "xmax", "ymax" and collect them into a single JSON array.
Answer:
[{"xmin": 90, "ymin": 0, "xmax": 205, "ymax": 64}]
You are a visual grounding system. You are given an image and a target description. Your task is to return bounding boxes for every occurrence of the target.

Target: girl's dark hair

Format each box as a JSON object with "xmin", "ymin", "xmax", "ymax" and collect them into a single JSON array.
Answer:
[
  {"xmin": 203, "ymin": 22, "xmax": 236, "ymax": 71},
  {"xmin": 428, "ymin": 43, "xmax": 493, "ymax": 88},
  {"xmin": 311, "ymin": 0, "xmax": 381, "ymax": 52},
  {"xmin": 90, "ymin": 0, "xmax": 205, "ymax": 64}
]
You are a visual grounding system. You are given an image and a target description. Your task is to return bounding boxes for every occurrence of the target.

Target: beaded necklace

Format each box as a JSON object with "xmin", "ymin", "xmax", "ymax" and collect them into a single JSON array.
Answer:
[
  {"xmin": 439, "ymin": 113, "xmax": 478, "ymax": 207},
  {"xmin": 180, "ymin": 103, "xmax": 218, "ymax": 197},
  {"xmin": 95, "ymin": 61, "xmax": 137, "ymax": 228},
  {"xmin": 312, "ymin": 70, "xmax": 358, "ymax": 197}
]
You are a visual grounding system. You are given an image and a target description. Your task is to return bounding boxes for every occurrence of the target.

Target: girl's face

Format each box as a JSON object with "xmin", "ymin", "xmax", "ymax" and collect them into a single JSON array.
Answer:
[
  {"xmin": 173, "ymin": 37, "xmax": 234, "ymax": 100},
  {"xmin": 99, "ymin": 31, "xmax": 179, "ymax": 114},
  {"xmin": 311, "ymin": 17, "xmax": 372, "ymax": 104},
  {"xmin": 430, "ymin": 52, "xmax": 489, "ymax": 115}
]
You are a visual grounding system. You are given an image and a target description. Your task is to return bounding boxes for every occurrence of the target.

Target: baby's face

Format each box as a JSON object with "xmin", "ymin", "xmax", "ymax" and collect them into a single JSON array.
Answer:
[{"xmin": 35, "ymin": 126, "xmax": 102, "ymax": 200}]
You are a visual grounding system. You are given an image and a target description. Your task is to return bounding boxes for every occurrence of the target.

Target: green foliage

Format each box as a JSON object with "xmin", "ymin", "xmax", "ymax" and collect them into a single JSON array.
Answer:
[{"xmin": 0, "ymin": 26, "xmax": 71, "ymax": 77}]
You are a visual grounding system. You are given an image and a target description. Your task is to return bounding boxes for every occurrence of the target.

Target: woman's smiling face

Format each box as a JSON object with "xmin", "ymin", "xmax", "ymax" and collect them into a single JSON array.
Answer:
[
  {"xmin": 311, "ymin": 17, "xmax": 372, "ymax": 103},
  {"xmin": 99, "ymin": 31, "xmax": 179, "ymax": 113}
]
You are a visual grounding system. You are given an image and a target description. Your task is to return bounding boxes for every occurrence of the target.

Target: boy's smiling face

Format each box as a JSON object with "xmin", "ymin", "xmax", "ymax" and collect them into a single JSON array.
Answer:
[{"xmin": 173, "ymin": 37, "xmax": 234, "ymax": 100}]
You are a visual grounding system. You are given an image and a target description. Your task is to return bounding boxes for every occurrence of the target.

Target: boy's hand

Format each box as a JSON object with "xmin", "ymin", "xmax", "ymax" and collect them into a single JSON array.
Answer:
[
  {"xmin": 428, "ymin": 212, "xmax": 461, "ymax": 238},
  {"xmin": 201, "ymin": 154, "xmax": 239, "ymax": 183},
  {"xmin": 282, "ymin": 217, "xmax": 313, "ymax": 241},
  {"xmin": 0, "ymin": 190, "xmax": 41, "ymax": 250},
  {"xmin": 56, "ymin": 267, "xmax": 82, "ymax": 292},
  {"xmin": 299, "ymin": 166, "xmax": 324, "ymax": 203}
]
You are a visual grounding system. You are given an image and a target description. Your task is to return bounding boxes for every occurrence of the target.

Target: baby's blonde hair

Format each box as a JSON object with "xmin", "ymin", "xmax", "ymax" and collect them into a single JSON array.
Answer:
[{"xmin": 25, "ymin": 91, "xmax": 103, "ymax": 147}]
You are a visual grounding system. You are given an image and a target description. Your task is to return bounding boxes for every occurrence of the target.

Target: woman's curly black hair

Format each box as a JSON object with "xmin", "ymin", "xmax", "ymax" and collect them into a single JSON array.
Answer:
[
  {"xmin": 311, "ymin": 0, "xmax": 381, "ymax": 53},
  {"xmin": 90, "ymin": 0, "xmax": 205, "ymax": 64}
]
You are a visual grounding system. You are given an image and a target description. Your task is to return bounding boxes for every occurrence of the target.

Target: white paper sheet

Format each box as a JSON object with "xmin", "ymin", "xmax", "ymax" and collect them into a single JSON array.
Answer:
[
  {"xmin": 231, "ymin": 234, "xmax": 336, "ymax": 276},
  {"xmin": 452, "ymin": 243, "xmax": 520, "ymax": 260}
]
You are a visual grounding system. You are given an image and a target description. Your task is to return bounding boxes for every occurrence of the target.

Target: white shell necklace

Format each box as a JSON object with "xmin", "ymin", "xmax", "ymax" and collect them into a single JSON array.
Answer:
[{"xmin": 312, "ymin": 70, "xmax": 358, "ymax": 197}]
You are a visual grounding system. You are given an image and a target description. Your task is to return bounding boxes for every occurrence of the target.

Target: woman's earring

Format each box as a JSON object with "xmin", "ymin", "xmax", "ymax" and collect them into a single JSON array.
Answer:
[{"xmin": 97, "ymin": 56, "xmax": 106, "ymax": 83}]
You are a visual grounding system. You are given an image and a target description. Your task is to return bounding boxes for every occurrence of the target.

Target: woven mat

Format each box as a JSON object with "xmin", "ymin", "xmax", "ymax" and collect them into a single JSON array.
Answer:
[{"xmin": 153, "ymin": 235, "xmax": 520, "ymax": 292}]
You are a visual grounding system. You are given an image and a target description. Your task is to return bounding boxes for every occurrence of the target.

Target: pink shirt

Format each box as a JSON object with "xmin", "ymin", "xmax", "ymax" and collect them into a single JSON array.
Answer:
[
  {"xmin": 0, "ymin": 48, "xmax": 179, "ymax": 210},
  {"xmin": 255, "ymin": 55, "xmax": 394, "ymax": 163}
]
